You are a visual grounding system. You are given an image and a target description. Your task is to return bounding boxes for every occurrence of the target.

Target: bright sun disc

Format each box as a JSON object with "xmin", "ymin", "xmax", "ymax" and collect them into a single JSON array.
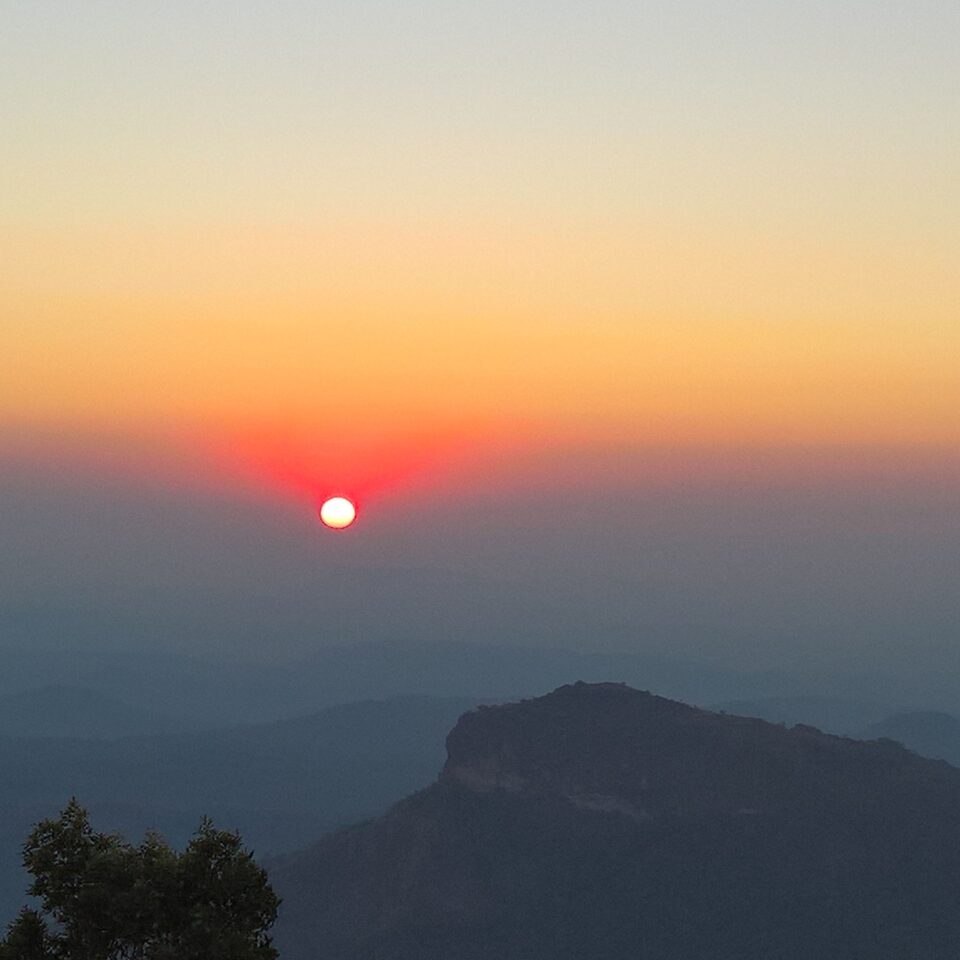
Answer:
[{"xmin": 319, "ymin": 496, "xmax": 357, "ymax": 529}]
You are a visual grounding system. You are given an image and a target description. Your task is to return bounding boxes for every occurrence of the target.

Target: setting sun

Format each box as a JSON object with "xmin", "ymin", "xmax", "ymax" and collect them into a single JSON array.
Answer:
[{"xmin": 319, "ymin": 497, "xmax": 357, "ymax": 530}]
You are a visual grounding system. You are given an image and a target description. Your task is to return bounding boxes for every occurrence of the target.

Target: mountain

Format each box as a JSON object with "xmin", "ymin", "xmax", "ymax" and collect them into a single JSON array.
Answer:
[
  {"xmin": 710, "ymin": 695, "xmax": 899, "ymax": 736},
  {"xmin": 716, "ymin": 704, "xmax": 960, "ymax": 765},
  {"xmin": 863, "ymin": 710, "xmax": 960, "ymax": 765},
  {"xmin": 0, "ymin": 685, "xmax": 187, "ymax": 739},
  {"xmin": 272, "ymin": 683, "xmax": 960, "ymax": 960},
  {"xmin": 0, "ymin": 640, "xmax": 750, "ymax": 727},
  {"xmin": 4, "ymin": 637, "xmax": 953, "ymax": 732},
  {"xmin": 0, "ymin": 695, "xmax": 476, "ymax": 927}
]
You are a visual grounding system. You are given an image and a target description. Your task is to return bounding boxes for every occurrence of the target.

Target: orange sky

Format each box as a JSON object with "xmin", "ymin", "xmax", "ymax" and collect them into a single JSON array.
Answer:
[
  {"xmin": 2, "ymin": 3, "xmax": 958, "ymax": 505},
  {"xmin": 4, "ymin": 217, "xmax": 957, "ymax": 447}
]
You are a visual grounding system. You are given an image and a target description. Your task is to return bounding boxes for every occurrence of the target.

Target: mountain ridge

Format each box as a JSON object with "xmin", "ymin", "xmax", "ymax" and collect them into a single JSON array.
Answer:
[
  {"xmin": 0, "ymin": 684, "xmax": 188, "ymax": 739},
  {"xmin": 0, "ymin": 694, "xmax": 478, "ymax": 927},
  {"xmin": 273, "ymin": 683, "xmax": 960, "ymax": 959}
]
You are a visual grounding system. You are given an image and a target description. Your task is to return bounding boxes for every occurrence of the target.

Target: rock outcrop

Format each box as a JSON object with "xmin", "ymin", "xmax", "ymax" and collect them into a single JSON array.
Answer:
[{"xmin": 273, "ymin": 682, "xmax": 960, "ymax": 960}]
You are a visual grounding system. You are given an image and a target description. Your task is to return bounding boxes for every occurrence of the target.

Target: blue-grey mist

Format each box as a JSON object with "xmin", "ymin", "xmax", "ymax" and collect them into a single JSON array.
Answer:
[{"xmin": 2, "ymin": 447, "xmax": 958, "ymax": 720}]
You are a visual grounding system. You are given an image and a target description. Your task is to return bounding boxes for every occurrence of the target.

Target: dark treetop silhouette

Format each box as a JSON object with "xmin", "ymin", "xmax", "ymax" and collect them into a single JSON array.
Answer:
[{"xmin": 0, "ymin": 800, "xmax": 279, "ymax": 960}]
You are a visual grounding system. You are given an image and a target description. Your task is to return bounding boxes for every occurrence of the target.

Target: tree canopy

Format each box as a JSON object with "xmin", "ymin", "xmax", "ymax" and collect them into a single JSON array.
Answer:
[{"xmin": 0, "ymin": 800, "xmax": 279, "ymax": 960}]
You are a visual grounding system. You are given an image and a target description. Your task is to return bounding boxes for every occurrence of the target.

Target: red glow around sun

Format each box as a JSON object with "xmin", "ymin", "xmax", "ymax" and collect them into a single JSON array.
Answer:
[{"xmin": 210, "ymin": 425, "xmax": 486, "ymax": 517}]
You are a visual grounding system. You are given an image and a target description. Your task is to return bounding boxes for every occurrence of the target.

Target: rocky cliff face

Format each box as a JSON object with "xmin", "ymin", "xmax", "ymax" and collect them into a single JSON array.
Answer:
[
  {"xmin": 272, "ymin": 683, "xmax": 960, "ymax": 960},
  {"xmin": 441, "ymin": 681, "xmax": 939, "ymax": 819}
]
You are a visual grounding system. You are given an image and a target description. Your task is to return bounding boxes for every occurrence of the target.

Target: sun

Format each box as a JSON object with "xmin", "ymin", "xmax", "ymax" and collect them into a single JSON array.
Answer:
[{"xmin": 319, "ymin": 496, "xmax": 357, "ymax": 530}]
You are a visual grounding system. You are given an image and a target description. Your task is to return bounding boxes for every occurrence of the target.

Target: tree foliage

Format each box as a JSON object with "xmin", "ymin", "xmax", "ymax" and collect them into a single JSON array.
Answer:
[{"xmin": 0, "ymin": 800, "xmax": 279, "ymax": 960}]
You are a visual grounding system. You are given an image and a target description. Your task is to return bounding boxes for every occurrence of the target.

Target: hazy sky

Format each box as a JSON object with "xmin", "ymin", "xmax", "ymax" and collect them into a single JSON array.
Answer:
[{"xmin": 1, "ymin": 2, "xmax": 958, "ymax": 689}]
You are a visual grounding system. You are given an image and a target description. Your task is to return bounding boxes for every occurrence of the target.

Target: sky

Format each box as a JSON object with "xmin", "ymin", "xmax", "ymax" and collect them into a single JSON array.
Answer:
[{"xmin": 1, "ymin": 2, "xmax": 959, "ymax": 694}]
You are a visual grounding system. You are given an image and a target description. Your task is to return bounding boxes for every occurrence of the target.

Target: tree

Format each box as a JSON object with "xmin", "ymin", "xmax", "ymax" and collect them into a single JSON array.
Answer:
[{"xmin": 0, "ymin": 800, "xmax": 280, "ymax": 960}]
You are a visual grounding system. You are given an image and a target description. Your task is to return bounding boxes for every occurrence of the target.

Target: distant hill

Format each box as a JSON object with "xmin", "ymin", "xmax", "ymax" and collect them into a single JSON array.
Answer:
[
  {"xmin": 0, "ymin": 685, "xmax": 187, "ymax": 739},
  {"xmin": 0, "ymin": 640, "xmax": 749, "ymax": 726},
  {"xmin": 273, "ymin": 683, "xmax": 960, "ymax": 960},
  {"xmin": 3, "ymin": 637, "xmax": 952, "ymax": 731},
  {"xmin": 711, "ymin": 695, "xmax": 899, "ymax": 736},
  {"xmin": 0, "ymin": 694, "xmax": 476, "ymax": 927},
  {"xmin": 863, "ymin": 710, "xmax": 960, "ymax": 765},
  {"xmin": 713, "ymin": 702, "xmax": 960, "ymax": 765}
]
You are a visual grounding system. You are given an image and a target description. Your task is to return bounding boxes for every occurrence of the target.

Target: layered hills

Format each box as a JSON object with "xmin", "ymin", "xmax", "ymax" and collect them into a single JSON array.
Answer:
[
  {"xmin": 864, "ymin": 710, "xmax": 960, "ymax": 766},
  {"xmin": 0, "ymin": 685, "xmax": 187, "ymax": 739},
  {"xmin": 273, "ymin": 683, "xmax": 960, "ymax": 960},
  {"xmin": 0, "ymin": 695, "xmax": 475, "ymax": 925}
]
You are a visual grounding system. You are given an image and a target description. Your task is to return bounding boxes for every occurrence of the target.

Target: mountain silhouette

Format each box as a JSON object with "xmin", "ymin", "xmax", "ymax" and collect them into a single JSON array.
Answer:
[
  {"xmin": 710, "ymin": 695, "xmax": 899, "ymax": 736},
  {"xmin": 0, "ymin": 685, "xmax": 187, "ymax": 739},
  {"xmin": 273, "ymin": 682, "xmax": 960, "ymax": 959},
  {"xmin": 863, "ymin": 710, "xmax": 960, "ymax": 766},
  {"xmin": 0, "ymin": 695, "xmax": 476, "ymax": 926}
]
